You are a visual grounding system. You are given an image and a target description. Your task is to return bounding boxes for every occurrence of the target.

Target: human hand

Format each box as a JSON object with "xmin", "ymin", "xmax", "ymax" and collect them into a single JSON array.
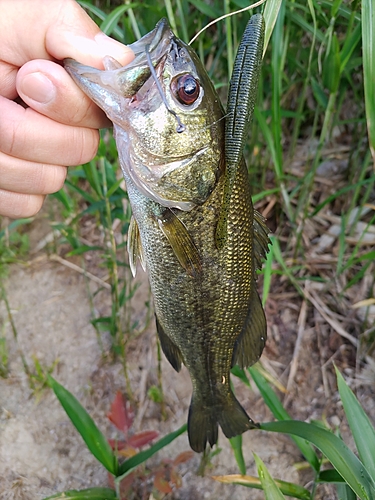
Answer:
[{"xmin": 0, "ymin": 0, "xmax": 134, "ymax": 218}]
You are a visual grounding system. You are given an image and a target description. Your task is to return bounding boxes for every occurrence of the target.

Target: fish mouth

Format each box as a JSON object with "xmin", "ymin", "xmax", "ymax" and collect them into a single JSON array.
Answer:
[{"xmin": 64, "ymin": 18, "xmax": 174, "ymax": 122}]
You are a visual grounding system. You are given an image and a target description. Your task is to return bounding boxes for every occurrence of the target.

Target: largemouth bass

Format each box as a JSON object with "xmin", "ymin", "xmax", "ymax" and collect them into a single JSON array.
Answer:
[{"xmin": 65, "ymin": 17, "xmax": 270, "ymax": 453}]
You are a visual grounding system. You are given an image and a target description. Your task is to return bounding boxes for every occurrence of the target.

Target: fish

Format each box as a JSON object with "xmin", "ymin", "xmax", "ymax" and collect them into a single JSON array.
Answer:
[{"xmin": 64, "ymin": 16, "xmax": 270, "ymax": 453}]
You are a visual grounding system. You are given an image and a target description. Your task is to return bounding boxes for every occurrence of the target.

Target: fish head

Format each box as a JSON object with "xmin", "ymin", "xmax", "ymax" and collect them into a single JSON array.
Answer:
[{"xmin": 64, "ymin": 19, "xmax": 225, "ymax": 210}]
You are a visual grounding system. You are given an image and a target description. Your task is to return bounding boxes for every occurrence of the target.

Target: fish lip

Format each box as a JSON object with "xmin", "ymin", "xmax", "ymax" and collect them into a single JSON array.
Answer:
[
  {"xmin": 64, "ymin": 19, "xmax": 175, "ymax": 120},
  {"xmin": 128, "ymin": 18, "xmax": 172, "ymax": 59}
]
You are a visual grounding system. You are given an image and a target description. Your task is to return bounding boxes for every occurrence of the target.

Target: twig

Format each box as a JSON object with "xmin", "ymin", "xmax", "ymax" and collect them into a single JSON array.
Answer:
[
  {"xmin": 49, "ymin": 254, "xmax": 111, "ymax": 290},
  {"xmin": 31, "ymin": 215, "xmax": 74, "ymax": 253},
  {"xmin": 321, "ymin": 345, "xmax": 348, "ymax": 398},
  {"xmin": 284, "ymin": 299, "xmax": 308, "ymax": 407},
  {"xmin": 304, "ymin": 287, "xmax": 358, "ymax": 347}
]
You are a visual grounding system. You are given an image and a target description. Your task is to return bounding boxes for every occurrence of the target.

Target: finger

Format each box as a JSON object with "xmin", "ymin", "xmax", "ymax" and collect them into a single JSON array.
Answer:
[
  {"xmin": 2, "ymin": 0, "xmax": 134, "ymax": 69},
  {"xmin": 0, "ymin": 151, "xmax": 67, "ymax": 195},
  {"xmin": 0, "ymin": 96, "xmax": 99, "ymax": 165},
  {"xmin": 16, "ymin": 60, "xmax": 111, "ymax": 128},
  {"xmin": 0, "ymin": 189, "xmax": 45, "ymax": 219}
]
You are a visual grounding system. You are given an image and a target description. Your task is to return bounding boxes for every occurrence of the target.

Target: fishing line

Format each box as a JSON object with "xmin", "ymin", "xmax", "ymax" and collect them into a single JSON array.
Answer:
[
  {"xmin": 145, "ymin": 44, "xmax": 186, "ymax": 133},
  {"xmin": 203, "ymin": 112, "xmax": 232, "ymax": 131},
  {"xmin": 188, "ymin": 0, "xmax": 267, "ymax": 45}
]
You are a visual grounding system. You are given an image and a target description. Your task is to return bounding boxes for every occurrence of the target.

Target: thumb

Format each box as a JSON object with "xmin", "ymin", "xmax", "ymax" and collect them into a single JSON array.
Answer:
[{"xmin": 45, "ymin": 1, "xmax": 134, "ymax": 68}]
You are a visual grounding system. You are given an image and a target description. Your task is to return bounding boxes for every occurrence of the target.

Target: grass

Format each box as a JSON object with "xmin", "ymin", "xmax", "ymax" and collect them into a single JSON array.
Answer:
[{"xmin": 0, "ymin": 0, "xmax": 374, "ymax": 498}]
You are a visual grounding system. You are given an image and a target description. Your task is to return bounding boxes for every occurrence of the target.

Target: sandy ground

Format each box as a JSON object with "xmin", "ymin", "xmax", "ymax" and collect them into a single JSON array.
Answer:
[{"xmin": 0, "ymin": 209, "xmax": 374, "ymax": 499}]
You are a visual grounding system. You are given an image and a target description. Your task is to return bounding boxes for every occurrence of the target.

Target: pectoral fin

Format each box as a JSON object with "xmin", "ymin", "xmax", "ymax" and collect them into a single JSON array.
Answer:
[
  {"xmin": 155, "ymin": 315, "xmax": 183, "ymax": 372},
  {"xmin": 157, "ymin": 209, "xmax": 202, "ymax": 278},
  {"xmin": 232, "ymin": 286, "xmax": 267, "ymax": 369},
  {"xmin": 127, "ymin": 216, "xmax": 146, "ymax": 277}
]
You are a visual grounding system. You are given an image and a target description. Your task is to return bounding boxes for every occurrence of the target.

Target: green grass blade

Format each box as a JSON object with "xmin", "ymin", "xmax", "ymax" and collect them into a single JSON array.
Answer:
[
  {"xmin": 126, "ymin": 3, "xmax": 141, "ymax": 40},
  {"xmin": 261, "ymin": 241, "xmax": 273, "ymax": 306},
  {"xmin": 340, "ymin": 21, "xmax": 361, "ymax": 73},
  {"xmin": 52, "ymin": 189, "xmax": 74, "ymax": 213},
  {"xmin": 259, "ymin": 420, "xmax": 375, "ymax": 499},
  {"xmin": 335, "ymin": 367, "xmax": 375, "ymax": 481},
  {"xmin": 269, "ymin": 236, "xmax": 304, "ymax": 295},
  {"xmin": 319, "ymin": 0, "xmax": 360, "ymax": 20},
  {"xmin": 249, "ymin": 365, "xmax": 319, "ymax": 471},
  {"xmin": 254, "ymin": 110, "xmax": 293, "ymax": 220},
  {"xmin": 249, "ymin": 366, "xmax": 290, "ymax": 421},
  {"xmin": 362, "ymin": 0, "xmax": 375, "ymax": 164},
  {"xmin": 262, "ymin": 0, "xmax": 283, "ymax": 56},
  {"xmin": 213, "ymin": 473, "xmax": 310, "ymax": 499},
  {"xmin": 47, "ymin": 375, "xmax": 118, "ymax": 475},
  {"xmin": 252, "ymin": 187, "xmax": 280, "ymax": 203},
  {"xmin": 0, "ymin": 218, "xmax": 34, "ymax": 239},
  {"xmin": 318, "ymin": 469, "xmax": 345, "ymax": 483},
  {"xmin": 43, "ymin": 488, "xmax": 117, "ymax": 499},
  {"xmin": 100, "ymin": 4, "xmax": 136, "ymax": 39},
  {"xmin": 288, "ymin": 10, "xmax": 324, "ymax": 42},
  {"xmin": 254, "ymin": 453, "xmax": 286, "ymax": 499},
  {"xmin": 64, "ymin": 181, "xmax": 98, "ymax": 204},
  {"xmin": 270, "ymin": 0, "xmax": 284, "ymax": 174},
  {"xmin": 187, "ymin": 0, "xmax": 219, "ymax": 18},
  {"xmin": 229, "ymin": 434, "xmax": 246, "ymax": 475},
  {"xmin": 105, "ymin": 177, "xmax": 125, "ymax": 199},
  {"xmin": 66, "ymin": 245, "xmax": 103, "ymax": 256},
  {"xmin": 311, "ymin": 176, "xmax": 375, "ymax": 216},
  {"xmin": 164, "ymin": 0, "xmax": 179, "ymax": 38},
  {"xmin": 83, "ymin": 162, "xmax": 103, "ymax": 198},
  {"xmin": 77, "ymin": 1, "xmax": 107, "ymax": 21},
  {"xmin": 176, "ymin": 0, "xmax": 188, "ymax": 42},
  {"xmin": 231, "ymin": 365, "xmax": 250, "ymax": 386},
  {"xmin": 117, "ymin": 423, "xmax": 187, "ymax": 478},
  {"xmin": 336, "ymin": 483, "xmax": 357, "ymax": 500},
  {"xmin": 224, "ymin": 0, "xmax": 233, "ymax": 79},
  {"xmin": 77, "ymin": 1, "xmax": 124, "ymax": 41}
]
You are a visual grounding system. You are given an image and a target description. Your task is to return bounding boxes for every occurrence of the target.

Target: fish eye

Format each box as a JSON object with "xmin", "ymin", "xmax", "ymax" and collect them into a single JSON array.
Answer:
[{"xmin": 171, "ymin": 74, "xmax": 200, "ymax": 105}]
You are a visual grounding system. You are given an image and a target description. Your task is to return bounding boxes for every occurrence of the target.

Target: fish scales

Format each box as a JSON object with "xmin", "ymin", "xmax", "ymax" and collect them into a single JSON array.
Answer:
[{"xmin": 64, "ymin": 17, "xmax": 270, "ymax": 453}]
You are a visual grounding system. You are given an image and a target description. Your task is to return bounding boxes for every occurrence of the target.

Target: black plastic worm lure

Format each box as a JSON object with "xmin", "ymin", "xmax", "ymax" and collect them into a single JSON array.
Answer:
[{"xmin": 216, "ymin": 14, "xmax": 265, "ymax": 248}]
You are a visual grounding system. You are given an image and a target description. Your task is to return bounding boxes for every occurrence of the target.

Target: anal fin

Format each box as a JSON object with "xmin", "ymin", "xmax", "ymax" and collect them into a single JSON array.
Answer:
[
  {"xmin": 156, "ymin": 209, "xmax": 202, "ymax": 278},
  {"xmin": 232, "ymin": 286, "xmax": 267, "ymax": 369},
  {"xmin": 155, "ymin": 315, "xmax": 183, "ymax": 372}
]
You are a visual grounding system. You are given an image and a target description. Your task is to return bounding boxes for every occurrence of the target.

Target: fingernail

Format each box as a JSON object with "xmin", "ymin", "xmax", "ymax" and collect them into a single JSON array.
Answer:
[{"xmin": 20, "ymin": 73, "xmax": 56, "ymax": 104}]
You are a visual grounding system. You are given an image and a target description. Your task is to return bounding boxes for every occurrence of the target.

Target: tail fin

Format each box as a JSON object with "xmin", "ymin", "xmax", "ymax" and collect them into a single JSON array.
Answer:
[{"xmin": 188, "ymin": 391, "xmax": 256, "ymax": 453}]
